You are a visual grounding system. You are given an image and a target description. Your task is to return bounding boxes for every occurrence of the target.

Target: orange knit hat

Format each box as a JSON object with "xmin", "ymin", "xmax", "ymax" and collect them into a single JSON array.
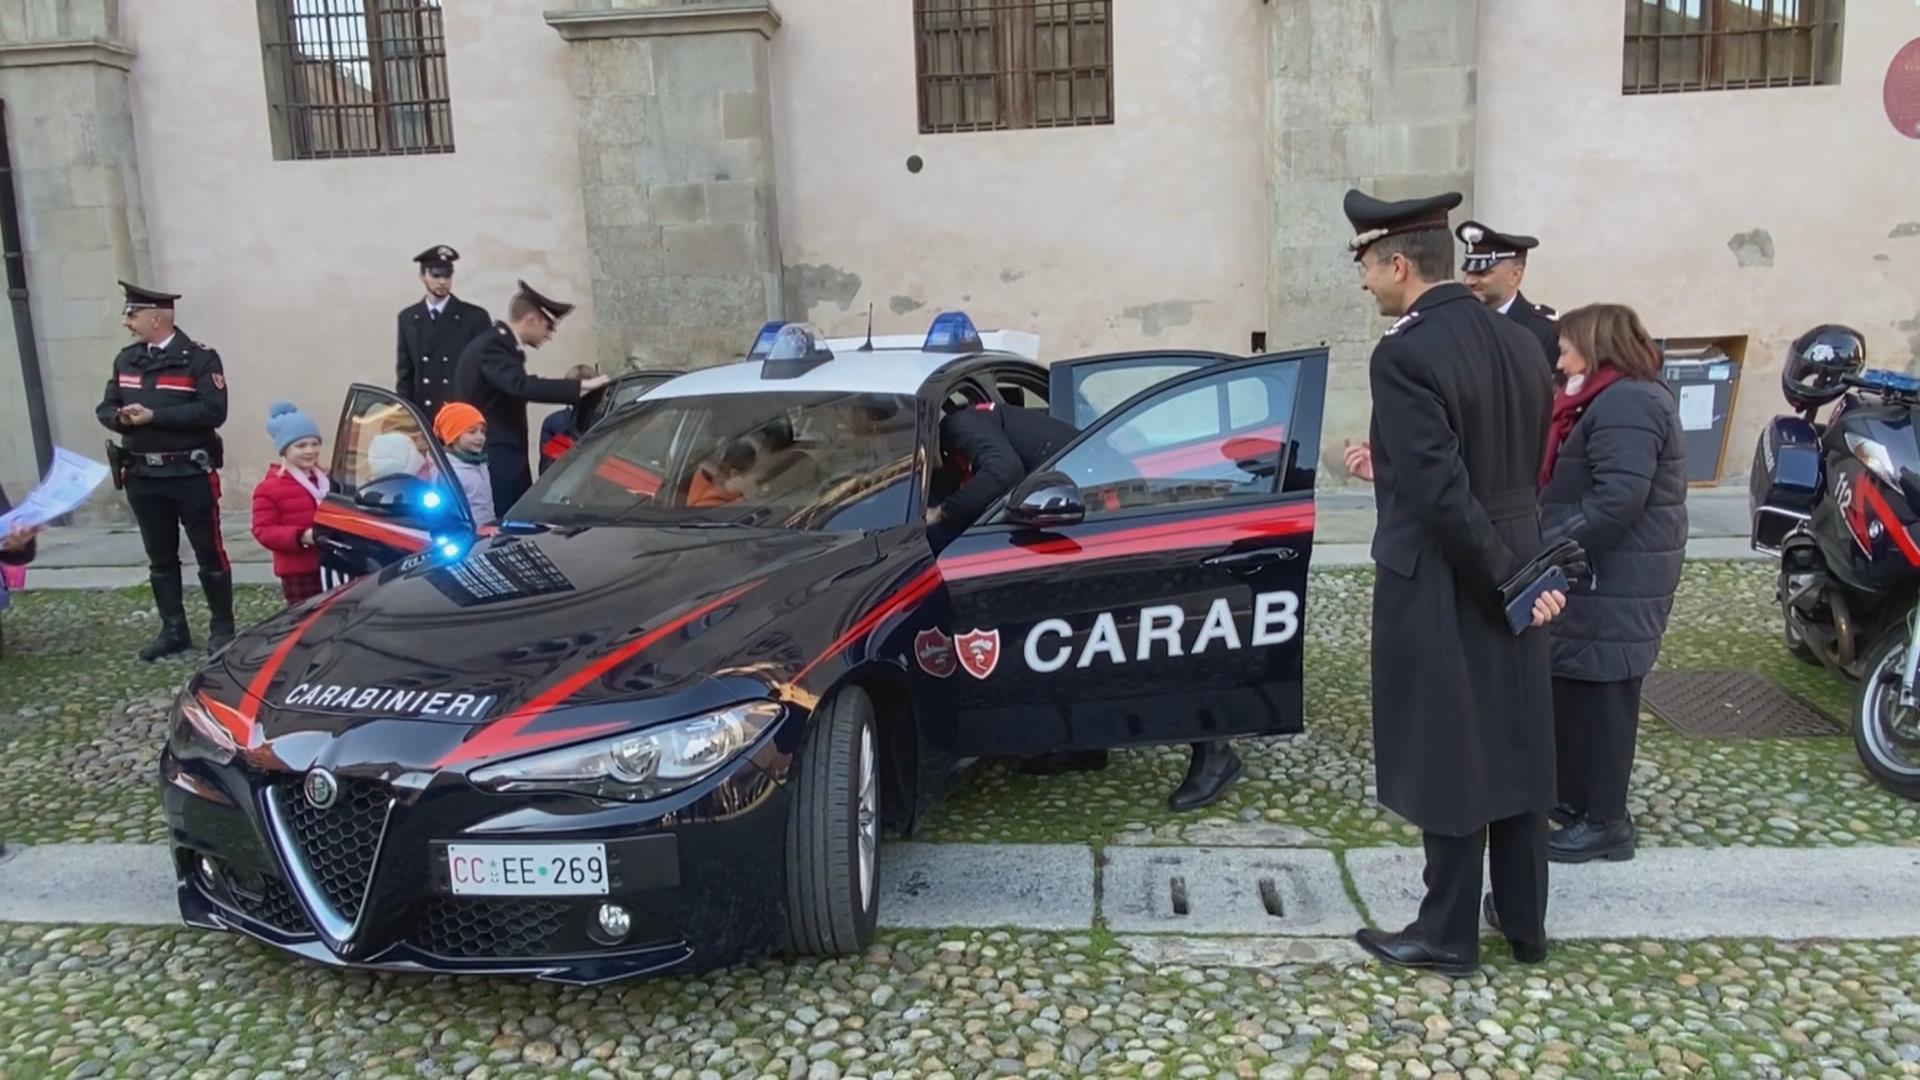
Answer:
[{"xmin": 433, "ymin": 402, "xmax": 485, "ymax": 446}]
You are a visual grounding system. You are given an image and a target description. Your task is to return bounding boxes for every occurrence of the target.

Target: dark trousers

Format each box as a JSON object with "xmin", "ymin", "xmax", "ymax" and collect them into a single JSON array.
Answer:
[
  {"xmin": 1414, "ymin": 812, "xmax": 1548, "ymax": 955},
  {"xmin": 486, "ymin": 442, "xmax": 533, "ymax": 517},
  {"xmin": 1553, "ymin": 675, "xmax": 1643, "ymax": 823},
  {"xmin": 127, "ymin": 472, "xmax": 229, "ymax": 576}
]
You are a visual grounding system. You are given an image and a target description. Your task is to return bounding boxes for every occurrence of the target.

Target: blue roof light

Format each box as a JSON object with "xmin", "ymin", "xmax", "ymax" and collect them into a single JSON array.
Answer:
[
  {"xmin": 747, "ymin": 320, "xmax": 790, "ymax": 360},
  {"xmin": 421, "ymin": 489, "xmax": 444, "ymax": 512},
  {"xmin": 923, "ymin": 311, "xmax": 983, "ymax": 353}
]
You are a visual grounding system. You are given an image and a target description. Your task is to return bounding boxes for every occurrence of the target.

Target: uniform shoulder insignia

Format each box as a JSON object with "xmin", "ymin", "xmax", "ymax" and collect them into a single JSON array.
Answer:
[
  {"xmin": 1537, "ymin": 304, "xmax": 1558, "ymax": 320},
  {"xmin": 1383, "ymin": 311, "xmax": 1421, "ymax": 337}
]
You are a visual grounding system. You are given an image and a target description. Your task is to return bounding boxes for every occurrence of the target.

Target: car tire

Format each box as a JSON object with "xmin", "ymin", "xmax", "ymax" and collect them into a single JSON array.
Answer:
[{"xmin": 783, "ymin": 685, "xmax": 881, "ymax": 957}]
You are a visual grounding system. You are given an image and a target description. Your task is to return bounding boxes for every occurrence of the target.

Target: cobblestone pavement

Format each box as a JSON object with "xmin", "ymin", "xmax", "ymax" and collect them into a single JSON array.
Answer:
[
  {"xmin": 1, "ymin": 564, "xmax": 1913, "ymax": 849},
  {"xmin": 3, "ymin": 924, "xmax": 1918, "ymax": 1079}
]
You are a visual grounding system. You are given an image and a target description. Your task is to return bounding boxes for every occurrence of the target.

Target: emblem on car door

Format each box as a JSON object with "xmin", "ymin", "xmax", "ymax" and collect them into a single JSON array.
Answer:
[{"xmin": 956, "ymin": 628, "xmax": 1001, "ymax": 680}]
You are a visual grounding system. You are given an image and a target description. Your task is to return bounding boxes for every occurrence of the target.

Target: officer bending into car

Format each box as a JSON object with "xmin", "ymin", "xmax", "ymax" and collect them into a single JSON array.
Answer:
[
  {"xmin": 97, "ymin": 281, "xmax": 235, "ymax": 661},
  {"xmin": 452, "ymin": 280, "xmax": 611, "ymax": 513},
  {"xmin": 928, "ymin": 401, "xmax": 1246, "ymax": 812}
]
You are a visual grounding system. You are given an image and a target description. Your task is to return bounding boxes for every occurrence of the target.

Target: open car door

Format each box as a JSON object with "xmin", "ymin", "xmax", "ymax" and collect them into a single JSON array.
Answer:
[
  {"xmin": 1047, "ymin": 350, "xmax": 1236, "ymax": 429},
  {"xmin": 937, "ymin": 348, "xmax": 1328, "ymax": 756},
  {"xmin": 313, "ymin": 384, "xmax": 475, "ymax": 591}
]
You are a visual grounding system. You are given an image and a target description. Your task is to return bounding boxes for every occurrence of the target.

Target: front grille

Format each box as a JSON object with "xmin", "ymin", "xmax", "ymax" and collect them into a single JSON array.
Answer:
[
  {"xmin": 281, "ymin": 778, "xmax": 390, "ymax": 922},
  {"xmin": 407, "ymin": 899, "xmax": 570, "ymax": 958},
  {"xmin": 229, "ymin": 876, "xmax": 313, "ymax": 936}
]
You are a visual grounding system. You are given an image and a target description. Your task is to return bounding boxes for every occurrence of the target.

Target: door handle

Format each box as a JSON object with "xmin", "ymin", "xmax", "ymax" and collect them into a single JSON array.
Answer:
[{"xmin": 1200, "ymin": 548, "xmax": 1293, "ymax": 574}]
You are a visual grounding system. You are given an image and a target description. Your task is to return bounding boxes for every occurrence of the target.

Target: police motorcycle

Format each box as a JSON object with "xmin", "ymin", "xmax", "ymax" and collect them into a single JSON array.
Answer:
[{"xmin": 1749, "ymin": 325, "xmax": 1920, "ymax": 799}]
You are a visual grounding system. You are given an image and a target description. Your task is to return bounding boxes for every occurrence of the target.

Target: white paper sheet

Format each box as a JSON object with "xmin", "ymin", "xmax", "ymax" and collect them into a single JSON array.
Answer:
[
  {"xmin": 1678, "ymin": 384, "xmax": 1716, "ymax": 432},
  {"xmin": 0, "ymin": 448, "xmax": 111, "ymax": 533}
]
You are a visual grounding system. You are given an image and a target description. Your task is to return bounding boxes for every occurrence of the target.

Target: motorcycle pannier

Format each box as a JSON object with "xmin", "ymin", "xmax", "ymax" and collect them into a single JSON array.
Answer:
[{"xmin": 1749, "ymin": 416, "xmax": 1823, "ymax": 553}]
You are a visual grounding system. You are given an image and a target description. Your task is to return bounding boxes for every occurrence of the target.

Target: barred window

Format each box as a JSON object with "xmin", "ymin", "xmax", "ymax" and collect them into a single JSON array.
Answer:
[
  {"xmin": 1623, "ymin": 0, "xmax": 1843, "ymax": 95},
  {"xmin": 256, "ymin": 0, "xmax": 454, "ymax": 160},
  {"xmin": 914, "ymin": 0, "xmax": 1112, "ymax": 134}
]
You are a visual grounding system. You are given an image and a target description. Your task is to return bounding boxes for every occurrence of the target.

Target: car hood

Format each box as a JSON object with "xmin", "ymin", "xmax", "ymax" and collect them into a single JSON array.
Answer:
[{"xmin": 219, "ymin": 525, "xmax": 873, "ymax": 733}]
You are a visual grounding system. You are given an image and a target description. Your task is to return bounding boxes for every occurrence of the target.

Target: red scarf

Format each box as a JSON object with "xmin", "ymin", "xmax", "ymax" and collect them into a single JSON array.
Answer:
[{"xmin": 1540, "ymin": 365, "xmax": 1628, "ymax": 487}]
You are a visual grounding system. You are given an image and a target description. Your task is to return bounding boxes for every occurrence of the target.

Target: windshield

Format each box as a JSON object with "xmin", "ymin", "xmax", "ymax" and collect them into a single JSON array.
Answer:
[{"xmin": 516, "ymin": 390, "xmax": 921, "ymax": 531}]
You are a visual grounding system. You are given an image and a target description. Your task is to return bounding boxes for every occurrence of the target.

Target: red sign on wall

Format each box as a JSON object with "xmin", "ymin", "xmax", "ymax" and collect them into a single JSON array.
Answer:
[{"xmin": 1887, "ymin": 38, "xmax": 1920, "ymax": 140}]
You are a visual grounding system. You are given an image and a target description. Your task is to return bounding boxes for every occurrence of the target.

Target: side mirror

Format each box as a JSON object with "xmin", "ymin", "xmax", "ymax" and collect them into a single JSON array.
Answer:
[
  {"xmin": 354, "ymin": 473, "xmax": 445, "ymax": 516},
  {"xmin": 1005, "ymin": 470, "xmax": 1085, "ymax": 529}
]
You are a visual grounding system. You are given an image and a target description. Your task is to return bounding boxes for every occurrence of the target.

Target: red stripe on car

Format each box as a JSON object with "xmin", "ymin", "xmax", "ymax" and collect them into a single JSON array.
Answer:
[
  {"xmin": 435, "ymin": 580, "xmax": 764, "ymax": 768},
  {"xmin": 794, "ymin": 567, "xmax": 944, "ymax": 683},
  {"xmin": 215, "ymin": 589, "xmax": 354, "ymax": 743},
  {"xmin": 938, "ymin": 502, "xmax": 1314, "ymax": 581},
  {"xmin": 314, "ymin": 504, "xmax": 430, "ymax": 552}
]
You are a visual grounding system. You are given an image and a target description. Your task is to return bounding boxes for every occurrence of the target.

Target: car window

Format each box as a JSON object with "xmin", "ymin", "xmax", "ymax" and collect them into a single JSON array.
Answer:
[
  {"xmin": 1052, "ymin": 363, "xmax": 1299, "ymax": 518},
  {"xmin": 521, "ymin": 391, "xmax": 920, "ymax": 531},
  {"xmin": 994, "ymin": 370, "xmax": 1048, "ymax": 411},
  {"xmin": 335, "ymin": 393, "xmax": 448, "ymax": 499}
]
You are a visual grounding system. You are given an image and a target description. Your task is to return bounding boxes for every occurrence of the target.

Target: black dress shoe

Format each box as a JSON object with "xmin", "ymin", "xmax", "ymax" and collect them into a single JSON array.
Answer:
[
  {"xmin": 1353, "ymin": 927, "xmax": 1477, "ymax": 977},
  {"xmin": 1168, "ymin": 742, "xmax": 1243, "ymax": 812},
  {"xmin": 1548, "ymin": 816, "xmax": 1636, "ymax": 864},
  {"xmin": 1481, "ymin": 894, "xmax": 1548, "ymax": 965},
  {"xmin": 1016, "ymin": 750, "xmax": 1111, "ymax": 776},
  {"xmin": 1549, "ymin": 803, "xmax": 1581, "ymax": 827}
]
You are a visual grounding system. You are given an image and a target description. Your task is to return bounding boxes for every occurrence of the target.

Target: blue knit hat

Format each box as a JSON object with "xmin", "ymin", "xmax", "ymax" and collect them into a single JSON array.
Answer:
[{"xmin": 266, "ymin": 401, "xmax": 321, "ymax": 453}]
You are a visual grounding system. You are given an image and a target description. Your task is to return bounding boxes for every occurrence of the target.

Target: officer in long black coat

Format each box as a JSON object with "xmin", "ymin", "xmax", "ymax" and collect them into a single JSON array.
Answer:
[
  {"xmin": 1456, "ymin": 221, "xmax": 1561, "ymax": 371},
  {"xmin": 451, "ymin": 280, "xmax": 609, "ymax": 513},
  {"xmin": 96, "ymin": 281, "xmax": 235, "ymax": 660},
  {"xmin": 396, "ymin": 245, "xmax": 491, "ymax": 416},
  {"xmin": 1340, "ymin": 191, "xmax": 1564, "ymax": 976}
]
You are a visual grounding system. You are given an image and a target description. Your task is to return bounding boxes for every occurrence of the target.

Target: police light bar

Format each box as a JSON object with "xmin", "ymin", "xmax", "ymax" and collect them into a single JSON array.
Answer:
[
  {"xmin": 923, "ymin": 311, "xmax": 984, "ymax": 353},
  {"xmin": 760, "ymin": 322, "xmax": 834, "ymax": 379},
  {"xmin": 747, "ymin": 320, "xmax": 790, "ymax": 360}
]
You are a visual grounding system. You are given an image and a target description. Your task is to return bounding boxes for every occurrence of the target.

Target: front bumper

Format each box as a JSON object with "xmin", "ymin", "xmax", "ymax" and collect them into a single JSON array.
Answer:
[{"xmin": 160, "ymin": 735, "xmax": 792, "ymax": 986}]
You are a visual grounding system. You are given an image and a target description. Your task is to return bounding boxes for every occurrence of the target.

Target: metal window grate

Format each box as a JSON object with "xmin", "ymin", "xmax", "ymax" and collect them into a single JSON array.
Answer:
[
  {"xmin": 1623, "ymin": 0, "xmax": 1843, "ymax": 95},
  {"xmin": 914, "ymin": 0, "xmax": 1113, "ymax": 134},
  {"xmin": 262, "ymin": 0, "xmax": 453, "ymax": 160}
]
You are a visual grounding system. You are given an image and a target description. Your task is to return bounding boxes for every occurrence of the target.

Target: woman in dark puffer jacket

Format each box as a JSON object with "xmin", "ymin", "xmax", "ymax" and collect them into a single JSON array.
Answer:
[{"xmin": 1538, "ymin": 304, "xmax": 1688, "ymax": 864}]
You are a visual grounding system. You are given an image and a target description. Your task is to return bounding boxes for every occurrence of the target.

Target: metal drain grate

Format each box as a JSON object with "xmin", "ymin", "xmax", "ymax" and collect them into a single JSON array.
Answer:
[{"xmin": 1642, "ymin": 670, "xmax": 1841, "ymax": 738}]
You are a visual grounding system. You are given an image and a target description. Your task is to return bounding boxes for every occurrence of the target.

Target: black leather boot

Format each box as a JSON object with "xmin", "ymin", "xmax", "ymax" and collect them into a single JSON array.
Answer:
[
  {"xmin": 1548, "ymin": 816, "xmax": 1636, "ymax": 864},
  {"xmin": 1548, "ymin": 803, "xmax": 1581, "ymax": 827},
  {"xmin": 201, "ymin": 568, "xmax": 237, "ymax": 655},
  {"xmin": 1168, "ymin": 741, "xmax": 1244, "ymax": 812},
  {"xmin": 139, "ymin": 572, "xmax": 194, "ymax": 662},
  {"xmin": 1017, "ymin": 750, "xmax": 1111, "ymax": 776}
]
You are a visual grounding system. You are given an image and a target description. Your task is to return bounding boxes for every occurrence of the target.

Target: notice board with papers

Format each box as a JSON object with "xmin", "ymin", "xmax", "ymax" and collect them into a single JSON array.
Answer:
[{"xmin": 1657, "ymin": 336, "xmax": 1746, "ymax": 485}]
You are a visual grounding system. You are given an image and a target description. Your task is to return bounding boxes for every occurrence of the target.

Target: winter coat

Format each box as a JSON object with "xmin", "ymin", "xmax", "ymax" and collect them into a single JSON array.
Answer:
[
  {"xmin": 1539, "ymin": 377, "xmax": 1689, "ymax": 682},
  {"xmin": 449, "ymin": 456, "xmax": 497, "ymax": 527},
  {"xmin": 1366, "ymin": 283, "xmax": 1557, "ymax": 837},
  {"xmin": 251, "ymin": 464, "xmax": 324, "ymax": 577}
]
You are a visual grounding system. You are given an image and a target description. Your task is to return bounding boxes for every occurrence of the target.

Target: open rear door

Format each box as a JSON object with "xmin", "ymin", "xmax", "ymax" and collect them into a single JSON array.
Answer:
[
  {"xmin": 313, "ymin": 384, "xmax": 474, "ymax": 590},
  {"xmin": 938, "ymin": 348, "xmax": 1329, "ymax": 756}
]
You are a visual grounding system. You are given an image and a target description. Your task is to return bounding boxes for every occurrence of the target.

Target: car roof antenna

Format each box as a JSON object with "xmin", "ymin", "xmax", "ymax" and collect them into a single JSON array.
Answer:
[{"xmin": 859, "ymin": 302, "xmax": 875, "ymax": 352}]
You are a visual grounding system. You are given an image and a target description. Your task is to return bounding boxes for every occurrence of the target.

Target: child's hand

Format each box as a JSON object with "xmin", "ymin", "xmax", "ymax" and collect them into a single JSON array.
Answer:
[{"xmin": 300, "ymin": 528, "xmax": 314, "ymax": 547}]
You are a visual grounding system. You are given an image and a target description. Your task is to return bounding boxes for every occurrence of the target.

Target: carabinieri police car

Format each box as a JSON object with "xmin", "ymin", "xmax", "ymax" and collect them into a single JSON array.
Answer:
[{"xmin": 160, "ymin": 312, "xmax": 1329, "ymax": 983}]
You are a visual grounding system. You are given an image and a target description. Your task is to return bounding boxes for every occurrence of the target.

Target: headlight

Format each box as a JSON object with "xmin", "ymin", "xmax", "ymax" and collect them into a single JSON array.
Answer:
[
  {"xmin": 1846, "ymin": 433, "xmax": 1899, "ymax": 486},
  {"xmin": 174, "ymin": 690, "xmax": 236, "ymax": 765},
  {"xmin": 469, "ymin": 702, "xmax": 783, "ymax": 801}
]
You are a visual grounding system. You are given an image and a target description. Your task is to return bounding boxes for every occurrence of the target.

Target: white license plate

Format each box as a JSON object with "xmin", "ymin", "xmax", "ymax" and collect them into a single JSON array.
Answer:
[{"xmin": 446, "ymin": 842, "xmax": 609, "ymax": 897}]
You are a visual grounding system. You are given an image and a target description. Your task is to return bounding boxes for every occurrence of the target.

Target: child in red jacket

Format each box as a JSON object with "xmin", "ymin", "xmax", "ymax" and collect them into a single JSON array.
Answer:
[{"xmin": 252, "ymin": 401, "xmax": 328, "ymax": 605}]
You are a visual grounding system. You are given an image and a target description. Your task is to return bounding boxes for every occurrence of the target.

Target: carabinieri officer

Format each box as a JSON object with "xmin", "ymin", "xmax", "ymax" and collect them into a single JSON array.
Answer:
[
  {"xmin": 1341, "ymin": 190, "xmax": 1563, "ymax": 977},
  {"xmin": 452, "ymin": 280, "xmax": 610, "ymax": 512},
  {"xmin": 397, "ymin": 244, "xmax": 491, "ymax": 417},
  {"xmin": 97, "ymin": 281, "xmax": 235, "ymax": 661},
  {"xmin": 1456, "ymin": 220, "xmax": 1561, "ymax": 371}
]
